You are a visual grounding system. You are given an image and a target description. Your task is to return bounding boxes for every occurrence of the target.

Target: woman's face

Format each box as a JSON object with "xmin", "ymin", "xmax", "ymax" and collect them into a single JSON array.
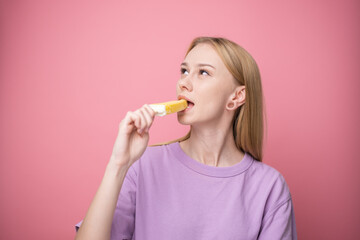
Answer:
[{"xmin": 176, "ymin": 43, "xmax": 239, "ymax": 126}]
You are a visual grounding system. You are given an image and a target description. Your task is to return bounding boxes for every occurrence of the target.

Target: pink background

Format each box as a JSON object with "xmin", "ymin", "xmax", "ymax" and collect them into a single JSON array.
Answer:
[{"xmin": 1, "ymin": 0, "xmax": 359, "ymax": 239}]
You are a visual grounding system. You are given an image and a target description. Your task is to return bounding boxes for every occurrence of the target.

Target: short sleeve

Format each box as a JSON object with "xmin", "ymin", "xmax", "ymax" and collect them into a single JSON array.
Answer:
[
  {"xmin": 258, "ymin": 172, "xmax": 297, "ymax": 240},
  {"xmin": 74, "ymin": 163, "xmax": 138, "ymax": 240},
  {"xmin": 258, "ymin": 198, "xmax": 297, "ymax": 240}
]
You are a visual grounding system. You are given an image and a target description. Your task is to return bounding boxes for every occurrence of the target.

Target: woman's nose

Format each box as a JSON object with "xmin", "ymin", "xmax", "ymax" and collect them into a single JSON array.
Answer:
[{"xmin": 178, "ymin": 76, "xmax": 193, "ymax": 92}]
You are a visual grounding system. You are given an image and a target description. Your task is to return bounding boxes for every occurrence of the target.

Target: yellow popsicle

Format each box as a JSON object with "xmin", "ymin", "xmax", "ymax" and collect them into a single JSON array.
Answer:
[{"xmin": 149, "ymin": 99, "xmax": 188, "ymax": 116}]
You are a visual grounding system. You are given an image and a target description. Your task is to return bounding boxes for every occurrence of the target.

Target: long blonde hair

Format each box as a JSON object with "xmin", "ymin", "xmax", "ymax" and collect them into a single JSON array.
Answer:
[{"xmin": 153, "ymin": 37, "xmax": 265, "ymax": 162}]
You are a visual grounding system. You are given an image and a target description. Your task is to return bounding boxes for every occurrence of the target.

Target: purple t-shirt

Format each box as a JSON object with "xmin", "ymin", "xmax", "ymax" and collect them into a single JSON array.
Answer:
[{"xmin": 76, "ymin": 142, "xmax": 297, "ymax": 239}]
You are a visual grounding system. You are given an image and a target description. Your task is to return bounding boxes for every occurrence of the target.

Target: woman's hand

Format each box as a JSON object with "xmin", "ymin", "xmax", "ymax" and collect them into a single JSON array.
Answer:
[
  {"xmin": 75, "ymin": 104, "xmax": 156, "ymax": 240},
  {"xmin": 109, "ymin": 104, "xmax": 156, "ymax": 169}
]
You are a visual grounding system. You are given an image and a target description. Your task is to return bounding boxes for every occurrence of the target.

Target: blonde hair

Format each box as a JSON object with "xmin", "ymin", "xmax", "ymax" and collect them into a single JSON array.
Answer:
[{"xmin": 153, "ymin": 37, "xmax": 265, "ymax": 162}]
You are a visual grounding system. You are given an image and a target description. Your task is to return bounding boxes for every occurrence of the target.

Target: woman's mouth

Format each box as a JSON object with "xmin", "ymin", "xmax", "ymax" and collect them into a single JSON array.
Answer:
[
  {"xmin": 184, "ymin": 100, "xmax": 194, "ymax": 112},
  {"xmin": 178, "ymin": 96, "xmax": 194, "ymax": 113}
]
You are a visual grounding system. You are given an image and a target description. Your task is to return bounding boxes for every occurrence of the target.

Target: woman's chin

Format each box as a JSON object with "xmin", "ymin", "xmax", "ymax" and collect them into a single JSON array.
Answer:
[{"xmin": 177, "ymin": 114, "xmax": 192, "ymax": 125}]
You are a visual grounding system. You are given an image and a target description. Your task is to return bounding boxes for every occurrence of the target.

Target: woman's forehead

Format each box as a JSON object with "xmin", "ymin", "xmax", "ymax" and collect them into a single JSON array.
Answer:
[{"xmin": 184, "ymin": 43, "xmax": 223, "ymax": 67}]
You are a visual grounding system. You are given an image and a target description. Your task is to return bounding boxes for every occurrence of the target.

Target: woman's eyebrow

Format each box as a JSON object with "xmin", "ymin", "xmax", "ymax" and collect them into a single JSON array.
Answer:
[
  {"xmin": 198, "ymin": 63, "xmax": 215, "ymax": 69},
  {"xmin": 180, "ymin": 62, "xmax": 216, "ymax": 69}
]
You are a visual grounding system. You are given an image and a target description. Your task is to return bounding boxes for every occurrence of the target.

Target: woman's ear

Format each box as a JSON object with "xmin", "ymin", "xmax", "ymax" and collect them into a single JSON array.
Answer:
[{"xmin": 226, "ymin": 86, "xmax": 246, "ymax": 111}]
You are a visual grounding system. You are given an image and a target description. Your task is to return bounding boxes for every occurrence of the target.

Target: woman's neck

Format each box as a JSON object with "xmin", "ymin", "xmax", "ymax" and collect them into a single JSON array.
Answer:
[{"xmin": 179, "ymin": 126, "xmax": 244, "ymax": 167}]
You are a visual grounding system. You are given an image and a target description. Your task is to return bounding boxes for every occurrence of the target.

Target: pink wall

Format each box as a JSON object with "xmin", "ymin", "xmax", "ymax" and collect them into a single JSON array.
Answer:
[{"xmin": 0, "ymin": 0, "xmax": 359, "ymax": 239}]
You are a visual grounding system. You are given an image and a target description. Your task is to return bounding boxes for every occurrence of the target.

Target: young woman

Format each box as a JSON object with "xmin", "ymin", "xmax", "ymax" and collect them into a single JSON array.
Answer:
[{"xmin": 75, "ymin": 37, "xmax": 297, "ymax": 240}]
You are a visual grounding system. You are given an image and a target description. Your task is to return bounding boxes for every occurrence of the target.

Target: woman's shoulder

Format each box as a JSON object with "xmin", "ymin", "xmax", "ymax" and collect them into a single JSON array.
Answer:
[
  {"xmin": 131, "ymin": 143, "xmax": 177, "ymax": 167},
  {"xmin": 246, "ymin": 155, "xmax": 292, "ymax": 197},
  {"xmin": 248, "ymin": 156, "xmax": 285, "ymax": 179},
  {"xmin": 143, "ymin": 142, "xmax": 175, "ymax": 157},
  {"xmin": 247, "ymin": 156, "xmax": 294, "ymax": 225}
]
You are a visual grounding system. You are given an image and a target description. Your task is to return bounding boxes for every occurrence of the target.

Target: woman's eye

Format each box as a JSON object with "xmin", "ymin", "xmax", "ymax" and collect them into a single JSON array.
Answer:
[
  {"xmin": 181, "ymin": 68, "xmax": 189, "ymax": 75},
  {"xmin": 200, "ymin": 70, "xmax": 209, "ymax": 76}
]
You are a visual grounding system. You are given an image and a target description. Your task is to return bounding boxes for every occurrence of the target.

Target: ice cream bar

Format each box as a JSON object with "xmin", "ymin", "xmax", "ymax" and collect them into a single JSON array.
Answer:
[{"xmin": 149, "ymin": 99, "xmax": 188, "ymax": 116}]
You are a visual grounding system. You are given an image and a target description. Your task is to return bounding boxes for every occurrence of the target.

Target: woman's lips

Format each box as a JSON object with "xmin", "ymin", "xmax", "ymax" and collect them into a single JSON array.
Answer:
[{"xmin": 178, "ymin": 95, "xmax": 194, "ymax": 113}]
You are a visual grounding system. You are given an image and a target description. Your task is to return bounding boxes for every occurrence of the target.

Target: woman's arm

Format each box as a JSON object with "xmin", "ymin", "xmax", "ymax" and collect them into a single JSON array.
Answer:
[
  {"xmin": 75, "ymin": 162, "xmax": 129, "ymax": 240},
  {"xmin": 75, "ymin": 105, "xmax": 156, "ymax": 240}
]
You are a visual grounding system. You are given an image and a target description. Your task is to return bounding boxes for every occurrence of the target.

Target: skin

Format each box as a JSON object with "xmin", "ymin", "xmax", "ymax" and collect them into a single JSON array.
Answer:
[
  {"xmin": 177, "ymin": 43, "xmax": 246, "ymax": 167},
  {"xmin": 75, "ymin": 43, "xmax": 246, "ymax": 240}
]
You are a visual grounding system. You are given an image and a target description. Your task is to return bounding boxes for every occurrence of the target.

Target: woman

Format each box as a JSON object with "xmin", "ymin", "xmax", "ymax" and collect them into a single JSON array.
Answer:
[{"xmin": 75, "ymin": 37, "xmax": 297, "ymax": 240}]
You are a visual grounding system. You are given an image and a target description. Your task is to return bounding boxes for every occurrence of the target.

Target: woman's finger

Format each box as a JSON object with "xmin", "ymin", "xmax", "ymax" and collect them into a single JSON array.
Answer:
[
  {"xmin": 142, "ymin": 105, "xmax": 156, "ymax": 132},
  {"xmin": 141, "ymin": 105, "xmax": 154, "ymax": 125},
  {"xmin": 144, "ymin": 104, "xmax": 156, "ymax": 118},
  {"xmin": 128, "ymin": 111, "xmax": 141, "ymax": 132},
  {"xmin": 134, "ymin": 109, "xmax": 147, "ymax": 134},
  {"xmin": 120, "ymin": 111, "xmax": 137, "ymax": 135}
]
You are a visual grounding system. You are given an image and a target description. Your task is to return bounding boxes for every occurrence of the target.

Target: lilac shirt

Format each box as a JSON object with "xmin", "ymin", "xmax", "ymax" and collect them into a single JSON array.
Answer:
[{"xmin": 76, "ymin": 142, "xmax": 297, "ymax": 239}]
